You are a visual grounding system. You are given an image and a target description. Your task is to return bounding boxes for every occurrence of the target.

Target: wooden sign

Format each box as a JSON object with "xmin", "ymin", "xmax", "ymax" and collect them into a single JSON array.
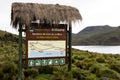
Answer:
[{"xmin": 26, "ymin": 23, "xmax": 67, "ymax": 67}]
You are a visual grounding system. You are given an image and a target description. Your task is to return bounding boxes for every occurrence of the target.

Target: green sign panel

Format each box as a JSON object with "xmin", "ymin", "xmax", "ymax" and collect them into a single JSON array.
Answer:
[
  {"xmin": 28, "ymin": 60, "xmax": 34, "ymax": 67},
  {"xmin": 35, "ymin": 60, "xmax": 41, "ymax": 66},
  {"xmin": 28, "ymin": 58, "xmax": 65, "ymax": 67},
  {"xmin": 41, "ymin": 59, "xmax": 48, "ymax": 66},
  {"xmin": 48, "ymin": 59, "xmax": 53, "ymax": 65},
  {"xmin": 60, "ymin": 58, "xmax": 65, "ymax": 65},
  {"xmin": 53, "ymin": 59, "xmax": 59, "ymax": 65}
]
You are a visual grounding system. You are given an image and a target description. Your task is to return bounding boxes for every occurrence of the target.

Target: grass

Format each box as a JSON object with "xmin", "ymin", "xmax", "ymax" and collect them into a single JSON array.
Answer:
[
  {"xmin": 35, "ymin": 74, "xmax": 52, "ymax": 80},
  {"xmin": 0, "ymin": 30, "xmax": 8, "ymax": 37},
  {"xmin": 0, "ymin": 41, "xmax": 120, "ymax": 80}
]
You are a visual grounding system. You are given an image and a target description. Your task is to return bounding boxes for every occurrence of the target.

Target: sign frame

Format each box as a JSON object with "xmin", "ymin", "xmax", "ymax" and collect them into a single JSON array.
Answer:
[{"xmin": 26, "ymin": 23, "xmax": 67, "ymax": 67}]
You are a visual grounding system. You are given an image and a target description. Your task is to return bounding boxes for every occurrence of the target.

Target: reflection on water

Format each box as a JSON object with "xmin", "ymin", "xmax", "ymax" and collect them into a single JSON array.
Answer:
[{"xmin": 72, "ymin": 46, "xmax": 120, "ymax": 54}]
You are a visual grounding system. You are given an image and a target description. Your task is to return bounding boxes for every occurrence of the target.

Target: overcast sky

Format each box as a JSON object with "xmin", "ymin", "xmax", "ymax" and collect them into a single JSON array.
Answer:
[{"xmin": 1, "ymin": 0, "xmax": 120, "ymax": 34}]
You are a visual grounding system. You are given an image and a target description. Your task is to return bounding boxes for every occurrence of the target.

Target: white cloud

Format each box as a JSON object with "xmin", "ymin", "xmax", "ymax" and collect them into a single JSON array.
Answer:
[{"xmin": 1, "ymin": 0, "xmax": 120, "ymax": 34}]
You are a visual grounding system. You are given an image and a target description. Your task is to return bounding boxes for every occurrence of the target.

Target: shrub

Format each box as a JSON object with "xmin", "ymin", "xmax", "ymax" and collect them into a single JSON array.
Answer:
[
  {"xmin": 75, "ymin": 60, "xmax": 93, "ymax": 70},
  {"xmin": 89, "ymin": 64, "xmax": 102, "ymax": 74},
  {"xmin": 74, "ymin": 55, "xmax": 86, "ymax": 60},
  {"xmin": 84, "ymin": 58, "xmax": 96, "ymax": 63},
  {"xmin": 96, "ymin": 57, "xmax": 105, "ymax": 63},
  {"xmin": 97, "ymin": 68, "xmax": 120, "ymax": 79},
  {"xmin": 72, "ymin": 68, "xmax": 97, "ymax": 80},
  {"xmin": 3, "ymin": 62, "xmax": 17, "ymax": 73},
  {"xmin": 72, "ymin": 58, "xmax": 75, "ymax": 63},
  {"xmin": 72, "ymin": 68, "xmax": 84, "ymax": 79},
  {"xmin": 24, "ymin": 68, "xmax": 39, "ymax": 78},
  {"xmin": 51, "ymin": 69, "xmax": 73, "ymax": 80},
  {"xmin": 38, "ymin": 66, "xmax": 55, "ymax": 74},
  {"xmin": 110, "ymin": 63, "xmax": 120, "ymax": 73},
  {"xmin": 85, "ymin": 62, "xmax": 95, "ymax": 70},
  {"xmin": 85, "ymin": 74, "xmax": 98, "ymax": 80},
  {"xmin": 75, "ymin": 61, "xmax": 87, "ymax": 69},
  {"xmin": 1, "ymin": 62, "xmax": 18, "ymax": 80},
  {"xmin": 0, "ymin": 68, "xmax": 3, "ymax": 80}
]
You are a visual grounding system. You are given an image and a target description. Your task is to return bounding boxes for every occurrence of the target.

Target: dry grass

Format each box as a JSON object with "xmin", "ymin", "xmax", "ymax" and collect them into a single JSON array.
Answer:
[{"xmin": 11, "ymin": 2, "xmax": 82, "ymax": 28}]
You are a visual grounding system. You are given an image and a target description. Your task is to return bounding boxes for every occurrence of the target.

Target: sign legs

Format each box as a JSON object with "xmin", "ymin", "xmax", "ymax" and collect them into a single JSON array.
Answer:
[
  {"xmin": 68, "ymin": 24, "xmax": 72, "ymax": 71},
  {"xmin": 18, "ymin": 25, "xmax": 23, "ymax": 80}
]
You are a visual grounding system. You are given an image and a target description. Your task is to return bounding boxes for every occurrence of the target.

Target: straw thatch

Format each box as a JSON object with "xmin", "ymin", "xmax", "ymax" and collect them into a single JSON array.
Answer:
[{"xmin": 11, "ymin": 2, "xmax": 82, "ymax": 28}]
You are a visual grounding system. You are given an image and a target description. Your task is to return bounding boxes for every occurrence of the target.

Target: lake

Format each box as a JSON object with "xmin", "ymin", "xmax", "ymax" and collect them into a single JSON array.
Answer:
[{"xmin": 72, "ymin": 46, "xmax": 120, "ymax": 54}]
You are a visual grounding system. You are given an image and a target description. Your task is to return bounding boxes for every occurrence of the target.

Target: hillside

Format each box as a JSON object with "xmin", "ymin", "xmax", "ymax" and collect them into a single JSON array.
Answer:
[
  {"xmin": 0, "ymin": 30, "xmax": 120, "ymax": 80},
  {"xmin": 0, "ymin": 41, "xmax": 120, "ymax": 80},
  {"xmin": 0, "ymin": 30, "xmax": 11, "ymax": 36},
  {"xmin": 72, "ymin": 25, "xmax": 120, "ymax": 45},
  {"xmin": 0, "ymin": 30, "xmax": 19, "ymax": 42}
]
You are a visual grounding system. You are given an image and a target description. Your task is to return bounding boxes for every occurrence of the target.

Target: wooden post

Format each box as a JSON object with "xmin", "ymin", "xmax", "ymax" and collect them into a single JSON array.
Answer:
[
  {"xmin": 18, "ymin": 18, "xmax": 23, "ymax": 80},
  {"xmin": 68, "ymin": 23, "xmax": 72, "ymax": 71}
]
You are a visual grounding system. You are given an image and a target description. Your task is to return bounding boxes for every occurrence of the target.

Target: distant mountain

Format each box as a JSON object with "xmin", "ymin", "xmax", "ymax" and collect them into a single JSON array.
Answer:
[
  {"xmin": 1, "ymin": 25, "xmax": 120, "ymax": 45},
  {"xmin": 72, "ymin": 25, "xmax": 120, "ymax": 45}
]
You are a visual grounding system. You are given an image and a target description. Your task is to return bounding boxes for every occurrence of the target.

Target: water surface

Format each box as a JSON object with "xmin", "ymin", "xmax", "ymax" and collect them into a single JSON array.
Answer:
[{"xmin": 72, "ymin": 46, "xmax": 120, "ymax": 54}]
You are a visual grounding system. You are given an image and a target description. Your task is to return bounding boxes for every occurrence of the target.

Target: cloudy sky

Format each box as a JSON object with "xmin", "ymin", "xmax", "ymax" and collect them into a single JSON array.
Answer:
[{"xmin": 1, "ymin": 0, "xmax": 120, "ymax": 34}]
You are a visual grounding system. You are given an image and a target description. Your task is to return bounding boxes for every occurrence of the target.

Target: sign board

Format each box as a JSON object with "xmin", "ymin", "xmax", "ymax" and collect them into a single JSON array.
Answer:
[{"xmin": 26, "ymin": 23, "xmax": 67, "ymax": 67}]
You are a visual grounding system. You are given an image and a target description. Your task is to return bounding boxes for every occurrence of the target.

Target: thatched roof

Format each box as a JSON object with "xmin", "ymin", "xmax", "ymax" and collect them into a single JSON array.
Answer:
[{"xmin": 11, "ymin": 2, "xmax": 82, "ymax": 28}]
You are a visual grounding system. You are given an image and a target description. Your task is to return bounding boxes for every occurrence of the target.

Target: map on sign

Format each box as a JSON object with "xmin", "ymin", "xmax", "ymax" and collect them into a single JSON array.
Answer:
[{"xmin": 28, "ymin": 40, "xmax": 66, "ymax": 58}]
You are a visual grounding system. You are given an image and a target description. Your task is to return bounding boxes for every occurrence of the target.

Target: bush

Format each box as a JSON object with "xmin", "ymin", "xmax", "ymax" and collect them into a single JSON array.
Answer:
[
  {"xmin": 110, "ymin": 63, "xmax": 120, "ymax": 73},
  {"xmin": 85, "ymin": 62, "xmax": 95, "ymax": 70},
  {"xmin": 24, "ymin": 68, "xmax": 39, "ymax": 78},
  {"xmin": 84, "ymin": 58, "xmax": 96, "ymax": 63},
  {"xmin": 89, "ymin": 64, "xmax": 102, "ymax": 74},
  {"xmin": 1, "ymin": 62, "xmax": 18, "ymax": 80},
  {"xmin": 85, "ymin": 74, "xmax": 98, "ymax": 80},
  {"xmin": 97, "ymin": 68, "xmax": 120, "ymax": 79},
  {"xmin": 96, "ymin": 57, "xmax": 105, "ymax": 63},
  {"xmin": 72, "ymin": 68, "xmax": 84, "ymax": 79},
  {"xmin": 0, "ymin": 68, "xmax": 3, "ymax": 80},
  {"xmin": 38, "ymin": 66, "xmax": 55, "ymax": 74},
  {"xmin": 90, "ymin": 63, "xmax": 120, "ymax": 79},
  {"xmin": 72, "ymin": 58, "xmax": 75, "ymax": 63},
  {"xmin": 51, "ymin": 72, "xmax": 68, "ymax": 80},
  {"xmin": 75, "ymin": 61, "xmax": 87, "ymax": 69},
  {"xmin": 75, "ymin": 61, "xmax": 92, "ymax": 70},
  {"xmin": 74, "ymin": 55, "xmax": 86, "ymax": 60},
  {"xmin": 72, "ymin": 68, "xmax": 97, "ymax": 80},
  {"xmin": 50, "ymin": 66, "xmax": 73, "ymax": 80}
]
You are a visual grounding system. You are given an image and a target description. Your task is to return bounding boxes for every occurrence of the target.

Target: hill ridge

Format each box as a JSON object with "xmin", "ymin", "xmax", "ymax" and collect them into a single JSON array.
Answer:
[{"xmin": 72, "ymin": 25, "xmax": 120, "ymax": 45}]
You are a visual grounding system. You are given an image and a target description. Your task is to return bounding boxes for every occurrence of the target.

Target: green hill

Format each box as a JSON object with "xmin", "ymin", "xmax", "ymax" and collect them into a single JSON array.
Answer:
[
  {"xmin": 0, "ymin": 40, "xmax": 120, "ymax": 80},
  {"xmin": 72, "ymin": 25, "xmax": 120, "ymax": 45},
  {"xmin": 0, "ymin": 30, "xmax": 10, "ymax": 36},
  {"xmin": 0, "ymin": 30, "xmax": 19, "ymax": 42},
  {"xmin": 0, "ymin": 30, "xmax": 120, "ymax": 80}
]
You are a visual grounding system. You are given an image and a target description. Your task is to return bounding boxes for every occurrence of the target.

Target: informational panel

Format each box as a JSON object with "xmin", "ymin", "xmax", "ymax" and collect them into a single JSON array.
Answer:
[{"xmin": 26, "ymin": 23, "xmax": 67, "ymax": 67}]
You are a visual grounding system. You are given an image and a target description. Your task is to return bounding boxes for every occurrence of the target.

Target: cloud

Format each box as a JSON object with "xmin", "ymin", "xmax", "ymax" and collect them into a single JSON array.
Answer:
[{"xmin": 1, "ymin": 0, "xmax": 120, "ymax": 34}]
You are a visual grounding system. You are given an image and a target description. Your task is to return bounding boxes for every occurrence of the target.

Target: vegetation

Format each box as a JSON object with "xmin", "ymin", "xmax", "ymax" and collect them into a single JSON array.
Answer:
[
  {"xmin": 0, "ymin": 30, "xmax": 120, "ymax": 80},
  {"xmin": 72, "ymin": 25, "xmax": 120, "ymax": 45},
  {"xmin": 0, "ymin": 30, "xmax": 19, "ymax": 43}
]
